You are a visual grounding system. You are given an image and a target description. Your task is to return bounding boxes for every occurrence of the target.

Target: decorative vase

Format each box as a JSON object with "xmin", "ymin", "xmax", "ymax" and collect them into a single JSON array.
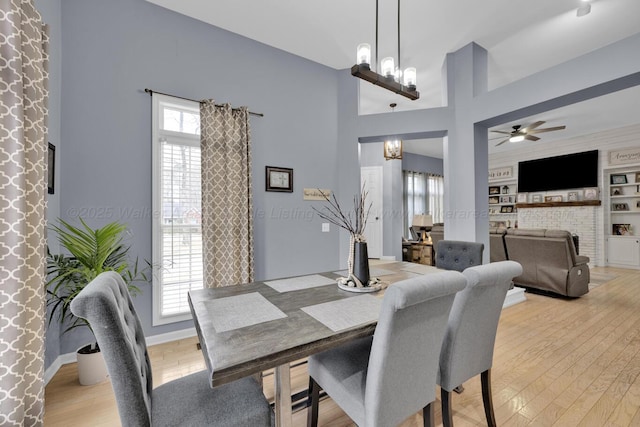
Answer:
[{"xmin": 352, "ymin": 241, "xmax": 370, "ymax": 286}]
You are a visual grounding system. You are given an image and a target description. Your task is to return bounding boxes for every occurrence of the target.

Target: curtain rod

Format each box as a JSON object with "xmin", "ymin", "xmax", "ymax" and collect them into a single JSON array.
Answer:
[{"xmin": 144, "ymin": 88, "xmax": 264, "ymax": 117}]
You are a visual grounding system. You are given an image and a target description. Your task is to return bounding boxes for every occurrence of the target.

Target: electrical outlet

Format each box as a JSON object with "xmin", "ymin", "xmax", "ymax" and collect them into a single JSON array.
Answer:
[{"xmin": 322, "ymin": 223, "xmax": 330, "ymax": 232}]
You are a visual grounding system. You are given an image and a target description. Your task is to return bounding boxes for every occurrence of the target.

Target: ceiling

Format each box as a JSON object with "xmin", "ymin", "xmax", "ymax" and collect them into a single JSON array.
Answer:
[{"xmin": 147, "ymin": 0, "xmax": 640, "ymax": 158}]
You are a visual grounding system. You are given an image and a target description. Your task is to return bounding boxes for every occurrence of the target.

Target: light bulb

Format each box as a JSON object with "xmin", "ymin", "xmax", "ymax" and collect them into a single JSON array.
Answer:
[
  {"xmin": 509, "ymin": 135, "xmax": 525, "ymax": 143},
  {"xmin": 381, "ymin": 57, "xmax": 395, "ymax": 78},
  {"xmin": 404, "ymin": 67, "xmax": 417, "ymax": 90},
  {"xmin": 356, "ymin": 43, "xmax": 371, "ymax": 66}
]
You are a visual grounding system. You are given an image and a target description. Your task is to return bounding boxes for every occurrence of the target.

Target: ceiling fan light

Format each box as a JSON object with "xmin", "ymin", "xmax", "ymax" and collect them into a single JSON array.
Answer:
[
  {"xmin": 381, "ymin": 57, "xmax": 395, "ymax": 78},
  {"xmin": 509, "ymin": 135, "xmax": 525, "ymax": 143},
  {"xmin": 404, "ymin": 67, "xmax": 417, "ymax": 90},
  {"xmin": 356, "ymin": 43, "xmax": 371, "ymax": 66}
]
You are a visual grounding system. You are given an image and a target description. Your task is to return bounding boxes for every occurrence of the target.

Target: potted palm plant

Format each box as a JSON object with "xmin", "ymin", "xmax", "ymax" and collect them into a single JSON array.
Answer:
[{"xmin": 46, "ymin": 218, "xmax": 150, "ymax": 385}]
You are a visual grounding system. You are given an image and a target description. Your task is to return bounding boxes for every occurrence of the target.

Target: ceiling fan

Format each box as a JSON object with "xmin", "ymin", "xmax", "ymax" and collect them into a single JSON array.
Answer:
[{"xmin": 491, "ymin": 121, "xmax": 566, "ymax": 146}]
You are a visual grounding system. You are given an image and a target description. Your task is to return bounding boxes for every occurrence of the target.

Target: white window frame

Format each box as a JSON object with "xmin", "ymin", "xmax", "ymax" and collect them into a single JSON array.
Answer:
[{"xmin": 151, "ymin": 93, "xmax": 202, "ymax": 325}]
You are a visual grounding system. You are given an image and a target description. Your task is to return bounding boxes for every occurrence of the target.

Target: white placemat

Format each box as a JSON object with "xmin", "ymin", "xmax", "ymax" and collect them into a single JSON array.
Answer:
[
  {"xmin": 301, "ymin": 295, "xmax": 382, "ymax": 332},
  {"xmin": 203, "ymin": 292, "xmax": 287, "ymax": 333},
  {"xmin": 332, "ymin": 268, "xmax": 396, "ymax": 277},
  {"xmin": 263, "ymin": 274, "xmax": 335, "ymax": 293}
]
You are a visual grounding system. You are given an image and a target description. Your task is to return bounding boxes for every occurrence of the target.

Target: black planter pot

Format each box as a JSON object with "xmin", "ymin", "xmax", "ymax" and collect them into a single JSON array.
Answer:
[{"xmin": 353, "ymin": 242, "xmax": 370, "ymax": 286}]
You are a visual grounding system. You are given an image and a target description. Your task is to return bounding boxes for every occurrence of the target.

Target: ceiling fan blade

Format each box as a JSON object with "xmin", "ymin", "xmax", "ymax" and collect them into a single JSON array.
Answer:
[
  {"xmin": 525, "ymin": 121, "xmax": 545, "ymax": 132},
  {"xmin": 495, "ymin": 137, "xmax": 510, "ymax": 147},
  {"xmin": 525, "ymin": 135, "xmax": 540, "ymax": 141},
  {"xmin": 528, "ymin": 125, "xmax": 566, "ymax": 134},
  {"xmin": 490, "ymin": 130, "xmax": 512, "ymax": 135}
]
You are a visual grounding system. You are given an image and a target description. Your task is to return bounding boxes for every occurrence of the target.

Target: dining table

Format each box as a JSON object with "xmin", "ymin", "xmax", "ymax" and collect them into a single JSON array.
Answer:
[{"xmin": 188, "ymin": 261, "xmax": 438, "ymax": 427}]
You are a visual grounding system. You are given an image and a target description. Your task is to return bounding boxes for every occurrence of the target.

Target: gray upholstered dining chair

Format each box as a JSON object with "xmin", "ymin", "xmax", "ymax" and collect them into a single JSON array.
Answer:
[
  {"xmin": 306, "ymin": 270, "xmax": 467, "ymax": 427},
  {"xmin": 70, "ymin": 271, "xmax": 273, "ymax": 427},
  {"xmin": 435, "ymin": 240, "xmax": 484, "ymax": 272},
  {"xmin": 438, "ymin": 260, "xmax": 523, "ymax": 427}
]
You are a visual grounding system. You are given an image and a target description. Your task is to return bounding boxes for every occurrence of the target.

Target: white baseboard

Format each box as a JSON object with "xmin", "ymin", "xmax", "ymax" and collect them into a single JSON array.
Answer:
[
  {"xmin": 503, "ymin": 286, "xmax": 527, "ymax": 308},
  {"xmin": 44, "ymin": 327, "xmax": 198, "ymax": 386}
]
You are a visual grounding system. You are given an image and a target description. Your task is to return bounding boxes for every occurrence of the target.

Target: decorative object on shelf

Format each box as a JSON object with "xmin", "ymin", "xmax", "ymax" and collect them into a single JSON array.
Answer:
[
  {"xmin": 489, "ymin": 196, "xmax": 499, "ymax": 205},
  {"xmin": 313, "ymin": 186, "xmax": 377, "ymax": 289},
  {"xmin": 636, "ymin": 172, "xmax": 640, "ymax": 183},
  {"xmin": 532, "ymin": 194, "xmax": 543, "ymax": 203},
  {"xmin": 584, "ymin": 187, "xmax": 598, "ymax": 200},
  {"xmin": 568, "ymin": 191, "xmax": 579, "ymax": 201},
  {"xmin": 351, "ymin": 0, "xmax": 419, "ymax": 100},
  {"xmin": 613, "ymin": 203, "xmax": 629, "ymax": 211},
  {"xmin": 500, "ymin": 205, "xmax": 514, "ymax": 213},
  {"xmin": 636, "ymin": 201, "xmax": 640, "ymax": 208},
  {"xmin": 488, "ymin": 166, "xmax": 513, "ymax": 180},
  {"xmin": 611, "ymin": 174, "xmax": 628, "ymax": 184},
  {"xmin": 613, "ymin": 223, "xmax": 632, "ymax": 235},
  {"xmin": 383, "ymin": 104, "xmax": 403, "ymax": 160},
  {"xmin": 611, "ymin": 187, "xmax": 622, "ymax": 196},
  {"xmin": 544, "ymin": 195, "xmax": 563, "ymax": 202},
  {"xmin": 502, "ymin": 185, "xmax": 510, "ymax": 194},
  {"xmin": 266, "ymin": 166, "xmax": 293, "ymax": 192},
  {"xmin": 517, "ymin": 193, "xmax": 528, "ymax": 203},
  {"xmin": 489, "ymin": 186, "xmax": 500, "ymax": 195}
]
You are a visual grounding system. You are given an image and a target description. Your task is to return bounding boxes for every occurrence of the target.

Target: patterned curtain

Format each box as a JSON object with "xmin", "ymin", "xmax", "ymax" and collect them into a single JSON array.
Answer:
[
  {"xmin": 200, "ymin": 101, "xmax": 254, "ymax": 287},
  {"xmin": 0, "ymin": 1, "xmax": 49, "ymax": 426}
]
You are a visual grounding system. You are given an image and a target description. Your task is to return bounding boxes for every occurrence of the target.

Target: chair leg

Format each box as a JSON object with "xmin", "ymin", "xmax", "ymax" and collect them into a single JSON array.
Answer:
[
  {"xmin": 423, "ymin": 402, "xmax": 435, "ymax": 427},
  {"xmin": 481, "ymin": 369, "xmax": 497, "ymax": 427},
  {"xmin": 307, "ymin": 376, "xmax": 320, "ymax": 427},
  {"xmin": 453, "ymin": 384, "xmax": 464, "ymax": 394},
  {"xmin": 441, "ymin": 388, "xmax": 453, "ymax": 427}
]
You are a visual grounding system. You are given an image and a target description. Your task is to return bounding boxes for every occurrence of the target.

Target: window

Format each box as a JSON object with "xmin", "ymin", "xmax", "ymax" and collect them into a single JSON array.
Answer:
[
  {"xmin": 403, "ymin": 171, "xmax": 444, "ymax": 237},
  {"xmin": 152, "ymin": 94, "xmax": 203, "ymax": 325}
]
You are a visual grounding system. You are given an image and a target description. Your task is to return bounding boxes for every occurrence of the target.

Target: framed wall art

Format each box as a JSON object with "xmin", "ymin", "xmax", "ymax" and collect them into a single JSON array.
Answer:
[{"xmin": 266, "ymin": 166, "xmax": 293, "ymax": 192}]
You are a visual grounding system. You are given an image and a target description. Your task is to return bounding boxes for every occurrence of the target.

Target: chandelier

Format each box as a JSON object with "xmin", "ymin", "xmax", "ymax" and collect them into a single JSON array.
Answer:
[
  {"xmin": 383, "ymin": 103, "xmax": 403, "ymax": 160},
  {"xmin": 351, "ymin": 0, "xmax": 419, "ymax": 100}
]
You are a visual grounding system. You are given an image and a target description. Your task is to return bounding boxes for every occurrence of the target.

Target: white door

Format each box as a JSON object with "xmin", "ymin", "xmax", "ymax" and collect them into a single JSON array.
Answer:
[{"xmin": 361, "ymin": 166, "xmax": 383, "ymax": 258}]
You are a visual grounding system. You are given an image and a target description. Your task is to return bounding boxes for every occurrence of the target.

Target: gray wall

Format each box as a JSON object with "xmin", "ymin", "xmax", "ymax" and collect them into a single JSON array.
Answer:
[
  {"xmin": 402, "ymin": 152, "xmax": 443, "ymax": 176},
  {"xmin": 50, "ymin": 0, "xmax": 341, "ymax": 358}
]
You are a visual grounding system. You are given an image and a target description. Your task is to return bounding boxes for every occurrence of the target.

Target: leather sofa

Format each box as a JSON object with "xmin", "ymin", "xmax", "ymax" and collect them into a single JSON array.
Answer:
[{"xmin": 502, "ymin": 228, "xmax": 590, "ymax": 297}]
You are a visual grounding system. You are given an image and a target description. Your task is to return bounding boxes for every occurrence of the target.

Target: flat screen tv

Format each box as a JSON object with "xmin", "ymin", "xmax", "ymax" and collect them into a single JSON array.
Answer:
[{"xmin": 517, "ymin": 150, "xmax": 598, "ymax": 193}]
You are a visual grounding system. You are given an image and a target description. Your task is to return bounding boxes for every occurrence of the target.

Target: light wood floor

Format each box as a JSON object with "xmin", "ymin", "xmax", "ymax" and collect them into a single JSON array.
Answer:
[{"xmin": 44, "ymin": 266, "xmax": 640, "ymax": 426}]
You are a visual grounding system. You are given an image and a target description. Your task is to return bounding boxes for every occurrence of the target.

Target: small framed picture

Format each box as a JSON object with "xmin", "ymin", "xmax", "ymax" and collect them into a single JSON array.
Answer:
[
  {"xmin": 584, "ymin": 187, "xmax": 598, "ymax": 200},
  {"xmin": 613, "ymin": 223, "xmax": 631, "ymax": 235},
  {"xmin": 47, "ymin": 142, "xmax": 55, "ymax": 195},
  {"xmin": 567, "ymin": 191, "xmax": 579, "ymax": 202},
  {"xmin": 532, "ymin": 194, "xmax": 543, "ymax": 203},
  {"xmin": 500, "ymin": 205, "xmax": 514, "ymax": 213},
  {"xmin": 489, "ymin": 186, "xmax": 500, "ymax": 195},
  {"xmin": 613, "ymin": 203, "xmax": 629, "ymax": 211},
  {"xmin": 517, "ymin": 193, "xmax": 528, "ymax": 203},
  {"xmin": 489, "ymin": 196, "xmax": 499, "ymax": 204},
  {"xmin": 611, "ymin": 174, "xmax": 628, "ymax": 184},
  {"xmin": 266, "ymin": 166, "xmax": 293, "ymax": 192},
  {"xmin": 500, "ymin": 195, "xmax": 510, "ymax": 204}
]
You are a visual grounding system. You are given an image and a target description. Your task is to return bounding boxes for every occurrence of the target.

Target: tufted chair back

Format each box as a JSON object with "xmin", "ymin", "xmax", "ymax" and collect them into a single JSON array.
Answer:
[
  {"xmin": 71, "ymin": 271, "xmax": 153, "ymax": 426},
  {"xmin": 436, "ymin": 240, "xmax": 484, "ymax": 272}
]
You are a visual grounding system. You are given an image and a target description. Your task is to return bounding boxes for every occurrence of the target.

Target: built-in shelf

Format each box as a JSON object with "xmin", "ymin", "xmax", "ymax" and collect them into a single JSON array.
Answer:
[{"xmin": 516, "ymin": 200, "xmax": 602, "ymax": 208}]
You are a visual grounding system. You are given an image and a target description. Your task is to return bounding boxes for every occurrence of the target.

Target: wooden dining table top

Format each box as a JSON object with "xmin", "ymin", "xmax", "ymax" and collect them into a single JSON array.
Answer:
[{"xmin": 188, "ymin": 261, "xmax": 438, "ymax": 388}]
